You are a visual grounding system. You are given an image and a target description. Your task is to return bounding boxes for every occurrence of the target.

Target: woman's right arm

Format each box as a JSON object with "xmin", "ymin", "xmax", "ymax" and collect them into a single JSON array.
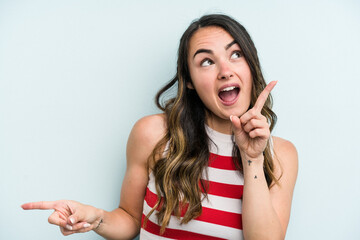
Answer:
[
  {"xmin": 22, "ymin": 114, "xmax": 166, "ymax": 240},
  {"xmin": 95, "ymin": 114, "xmax": 166, "ymax": 239}
]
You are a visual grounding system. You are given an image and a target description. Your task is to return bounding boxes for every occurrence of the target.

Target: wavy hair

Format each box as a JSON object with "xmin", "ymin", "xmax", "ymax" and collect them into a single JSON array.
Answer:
[{"xmin": 144, "ymin": 14, "xmax": 280, "ymax": 234}]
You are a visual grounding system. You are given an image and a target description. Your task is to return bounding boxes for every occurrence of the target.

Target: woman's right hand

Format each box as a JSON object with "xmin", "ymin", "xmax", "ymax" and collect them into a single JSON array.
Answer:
[{"xmin": 21, "ymin": 200, "xmax": 103, "ymax": 236}]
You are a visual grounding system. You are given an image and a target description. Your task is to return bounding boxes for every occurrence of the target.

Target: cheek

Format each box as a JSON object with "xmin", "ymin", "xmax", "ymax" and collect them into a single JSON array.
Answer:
[
  {"xmin": 190, "ymin": 70, "xmax": 213, "ymax": 90},
  {"xmin": 190, "ymin": 77, "xmax": 214, "ymax": 106},
  {"xmin": 244, "ymin": 84, "xmax": 253, "ymax": 103},
  {"xmin": 238, "ymin": 77, "xmax": 253, "ymax": 106}
]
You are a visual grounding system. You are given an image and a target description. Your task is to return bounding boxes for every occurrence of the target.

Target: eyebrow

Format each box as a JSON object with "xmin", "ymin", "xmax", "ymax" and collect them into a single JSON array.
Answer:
[
  {"xmin": 225, "ymin": 40, "xmax": 237, "ymax": 50},
  {"xmin": 193, "ymin": 40, "xmax": 238, "ymax": 59}
]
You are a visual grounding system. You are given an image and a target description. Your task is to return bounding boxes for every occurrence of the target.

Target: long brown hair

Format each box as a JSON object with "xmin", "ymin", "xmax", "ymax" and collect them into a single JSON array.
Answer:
[{"xmin": 145, "ymin": 14, "xmax": 279, "ymax": 234}]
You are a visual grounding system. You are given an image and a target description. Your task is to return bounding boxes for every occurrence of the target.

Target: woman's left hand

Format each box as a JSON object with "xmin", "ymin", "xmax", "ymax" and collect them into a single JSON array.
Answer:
[{"xmin": 230, "ymin": 81, "xmax": 277, "ymax": 159}]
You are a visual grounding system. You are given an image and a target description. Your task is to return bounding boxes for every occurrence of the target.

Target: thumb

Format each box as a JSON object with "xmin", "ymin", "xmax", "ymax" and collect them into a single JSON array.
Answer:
[
  {"xmin": 68, "ymin": 212, "xmax": 83, "ymax": 225},
  {"xmin": 230, "ymin": 115, "xmax": 242, "ymax": 130}
]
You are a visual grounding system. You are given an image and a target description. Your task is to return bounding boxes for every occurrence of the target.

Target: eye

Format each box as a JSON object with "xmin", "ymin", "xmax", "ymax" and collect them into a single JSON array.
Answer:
[
  {"xmin": 200, "ymin": 58, "xmax": 213, "ymax": 67},
  {"xmin": 230, "ymin": 50, "xmax": 243, "ymax": 59}
]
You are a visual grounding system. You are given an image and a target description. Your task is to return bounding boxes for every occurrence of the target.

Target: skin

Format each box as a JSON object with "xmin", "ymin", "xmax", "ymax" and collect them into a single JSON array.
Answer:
[
  {"xmin": 187, "ymin": 26, "xmax": 252, "ymax": 134},
  {"xmin": 188, "ymin": 26, "xmax": 298, "ymax": 239},
  {"xmin": 22, "ymin": 26, "xmax": 298, "ymax": 240}
]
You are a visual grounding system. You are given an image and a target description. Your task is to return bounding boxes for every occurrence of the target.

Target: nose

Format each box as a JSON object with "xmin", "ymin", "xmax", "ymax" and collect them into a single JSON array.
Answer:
[{"xmin": 217, "ymin": 60, "xmax": 234, "ymax": 80}]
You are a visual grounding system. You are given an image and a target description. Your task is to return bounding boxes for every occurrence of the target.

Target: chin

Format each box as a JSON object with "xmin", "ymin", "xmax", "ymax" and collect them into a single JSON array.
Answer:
[{"xmin": 227, "ymin": 108, "xmax": 248, "ymax": 118}]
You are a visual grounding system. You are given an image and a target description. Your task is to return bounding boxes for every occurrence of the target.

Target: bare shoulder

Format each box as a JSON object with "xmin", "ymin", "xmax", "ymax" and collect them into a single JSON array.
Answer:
[
  {"xmin": 126, "ymin": 114, "xmax": 167, "ymax": 166},
  {"xmin": 271, "ymin": 136, "xmax": 298, "ymax": 184},
  {"xmin": 130, "ymin": 113, "xmax": 166, "ymax": 145},
  {"xmin": 119, "ymin": 114, "xmax": 167, "ymax": 224},
  {"xmin": 272, "ymin": 136, "xmax": 298, "ymax": 160}
]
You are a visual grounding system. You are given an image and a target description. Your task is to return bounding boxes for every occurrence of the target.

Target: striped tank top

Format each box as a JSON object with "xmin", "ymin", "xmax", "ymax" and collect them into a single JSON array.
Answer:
[{"xmin": 140, "ymin": 125, "xmax": 244, "ymax": 239}]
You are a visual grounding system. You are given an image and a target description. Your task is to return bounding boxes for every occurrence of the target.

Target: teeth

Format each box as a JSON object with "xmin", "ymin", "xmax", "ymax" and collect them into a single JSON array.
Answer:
[{"xmin": 221, "ymin": 86, "xmax": 236, "ymax": 92}]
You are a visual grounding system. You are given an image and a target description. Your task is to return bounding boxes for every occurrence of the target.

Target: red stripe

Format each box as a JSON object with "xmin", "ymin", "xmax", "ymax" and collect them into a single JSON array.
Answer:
[
  {"xmin": 144, "ymin": 187, "xmax": 243, "ymax": 230},
  {"xmin": 141, "ymin": 214, "xmax": 227, "ymax": 240},
  {"xmin": 144, "ymin": 187, "xmax": 162, "ymax": 211},
  {"xmin": 201, "ymin": 180, "xmax": 243, "ymax": 199},
  {"xmin": 208, "ymin": 153, "xmax": 237, "ymax": 170},
  {"xmin": 196, "ymin": 206, "xmax": 242, "ymax": 229},
  {"xmin": 144, "ymin": 187, "xmax": 188, "ymax": 214}
]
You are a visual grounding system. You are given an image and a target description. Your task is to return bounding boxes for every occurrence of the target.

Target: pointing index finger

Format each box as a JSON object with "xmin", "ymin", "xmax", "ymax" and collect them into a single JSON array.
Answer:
[
  {"xmin": 253, "ymin": 81, "xmax": 277, "ymax": 111},
  {"xmin": 21, "ymin": 201, "xmax": 56, "ymax": 210}
]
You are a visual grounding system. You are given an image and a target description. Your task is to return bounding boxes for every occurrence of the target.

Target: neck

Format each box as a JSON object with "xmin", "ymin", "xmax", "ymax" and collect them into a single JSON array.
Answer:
[{"xmin": 205, "ymin": 113, "xmax": 232, "ymax": 135}]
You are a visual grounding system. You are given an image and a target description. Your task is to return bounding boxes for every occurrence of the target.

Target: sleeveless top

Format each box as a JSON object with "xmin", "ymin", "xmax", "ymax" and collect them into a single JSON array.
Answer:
[{"xmin": 139, "ymin": 125, "xmax": 244, "ymax": 239}]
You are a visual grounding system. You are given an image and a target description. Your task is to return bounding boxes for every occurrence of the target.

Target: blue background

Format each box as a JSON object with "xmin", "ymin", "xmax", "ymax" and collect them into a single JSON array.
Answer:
[{"xmin": 1, "ymin": 0, "xmax": 359, "ymax": 239}]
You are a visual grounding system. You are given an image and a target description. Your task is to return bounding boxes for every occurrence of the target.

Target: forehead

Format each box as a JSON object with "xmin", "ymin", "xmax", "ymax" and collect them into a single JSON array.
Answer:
[{"xmin": 188, "ymin": 26, "xmax": 235, "ymax": 54}]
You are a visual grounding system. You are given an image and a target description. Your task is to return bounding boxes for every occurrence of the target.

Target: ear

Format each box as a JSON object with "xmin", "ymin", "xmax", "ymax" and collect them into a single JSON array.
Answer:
[{"xmin": 186, "ymin": 81, "xmax": 194, "ymax": 89}]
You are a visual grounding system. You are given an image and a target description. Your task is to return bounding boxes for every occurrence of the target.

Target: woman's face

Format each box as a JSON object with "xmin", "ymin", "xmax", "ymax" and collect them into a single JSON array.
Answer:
[{"xmin": 187, "ymin": 26, "xmax": 252, "ymax": 132}]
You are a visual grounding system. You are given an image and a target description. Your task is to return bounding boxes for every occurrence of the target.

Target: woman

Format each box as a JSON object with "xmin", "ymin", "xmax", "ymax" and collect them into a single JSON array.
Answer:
[{"xmin": 22, "ymin": 14, "xmax": 298, "ymax": 240}]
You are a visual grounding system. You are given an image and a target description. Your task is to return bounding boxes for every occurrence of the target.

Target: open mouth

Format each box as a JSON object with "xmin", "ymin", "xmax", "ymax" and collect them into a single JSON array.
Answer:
[{"xmin": 218, "ymin": 86, "xmax": 240, "ymax": 105}]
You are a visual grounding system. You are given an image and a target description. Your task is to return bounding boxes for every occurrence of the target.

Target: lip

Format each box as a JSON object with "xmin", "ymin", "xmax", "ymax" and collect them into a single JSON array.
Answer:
[{"xmin": 218, "ymin": 83, "xmax": 240, "ymax": 106}]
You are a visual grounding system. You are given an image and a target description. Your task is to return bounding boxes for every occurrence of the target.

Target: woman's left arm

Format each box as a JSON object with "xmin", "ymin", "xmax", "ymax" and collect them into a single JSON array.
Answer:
[
  {"xmin": 240, "ymin": 137, "xmax": 298, "ymax": 240},
  {"xmin": 269, "ymin": 137, "xmax": 298, "ymax": 236},
  {"xmin": 230, "ymin": 81, "xmax": 298, "ymax": 240}
]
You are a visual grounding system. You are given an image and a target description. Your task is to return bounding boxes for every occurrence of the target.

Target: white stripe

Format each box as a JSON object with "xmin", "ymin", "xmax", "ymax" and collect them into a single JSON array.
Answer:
[
  {"xmin": 148, "ymin": 171, "xmax": 243, "ymax": 195},
  {"xmin": 206, "ymin": 167, "xmax": 244, "ymax": 185},
  {"xmin": 202, "ymin": 194, "xmax": 242, "ymax": 214},
  {"xmin": 140, "ymin": 228, "xmax": 175, "ymax": 240},
  {"xmin": 206, "ymin": 124, "xmax": 234, "ymax": 157},
  {"xmin": 147, "ymin": 172, "xmax": 157, "ymax": 193},
  {"xmin": 142, "ymin": 201, "xmax": 243, "ymax": 240},
  {"xmin": 208, "ymin": 140, "xmax": 233, "ymax": 157}
]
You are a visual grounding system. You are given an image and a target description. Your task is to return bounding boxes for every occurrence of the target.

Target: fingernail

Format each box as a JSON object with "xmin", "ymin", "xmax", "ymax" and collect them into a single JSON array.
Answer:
[
  {"xmin": 69, "ymin": 217, "xmax": 75, "ymax": 224},
  {"xmin": 83, "ymin": 223, "xmax": 91, "ymax": 228},
  {"xmin": 66, "ymin": 224, "xmax": 73, "ymax": 230},
  {"xmin": 230, "ymin": 115, "xmax": 233, "ymax": 121}
]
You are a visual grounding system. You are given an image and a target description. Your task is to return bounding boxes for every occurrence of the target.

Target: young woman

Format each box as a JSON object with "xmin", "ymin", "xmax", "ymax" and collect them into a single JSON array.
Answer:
[{"xmin": 22, "ymin": 14, "xmax": 298, "ymax": 240}]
